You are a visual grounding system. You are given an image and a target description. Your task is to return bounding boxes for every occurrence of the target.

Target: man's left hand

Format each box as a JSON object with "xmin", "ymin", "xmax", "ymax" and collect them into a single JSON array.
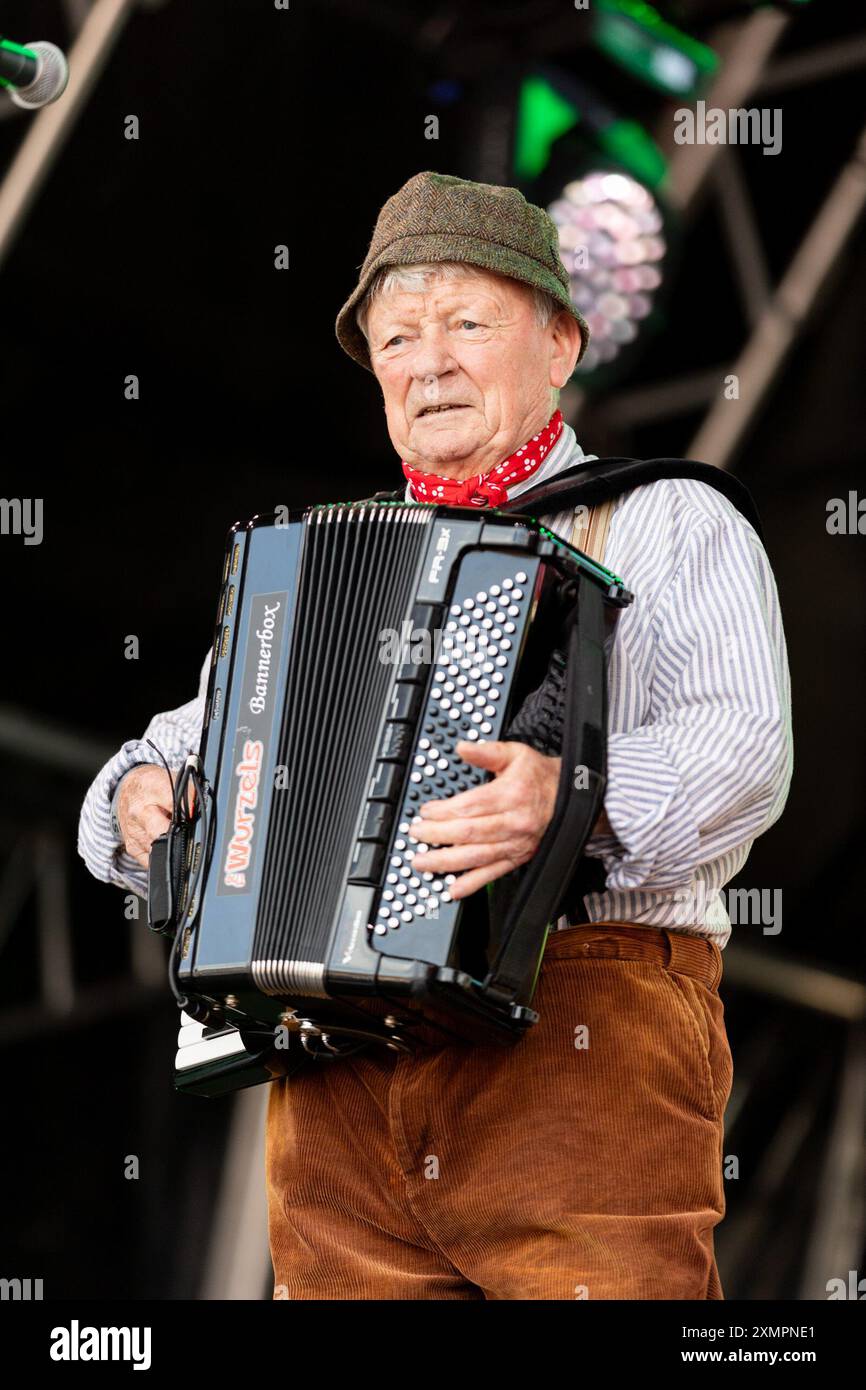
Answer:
[{"xmin": 410, "ymin": 740, "xmax": 560, "ymax": 900}]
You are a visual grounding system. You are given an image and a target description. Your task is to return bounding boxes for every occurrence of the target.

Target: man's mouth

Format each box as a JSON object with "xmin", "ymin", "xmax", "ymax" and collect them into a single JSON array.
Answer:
[{"xmin": 416, "ymin": 403, "xmax": 469, "ymax": 418}]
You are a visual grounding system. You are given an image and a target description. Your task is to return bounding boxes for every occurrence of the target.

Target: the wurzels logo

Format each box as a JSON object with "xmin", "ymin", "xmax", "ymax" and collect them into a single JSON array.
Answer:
[
  {"xmin": 217, "ymin": 590, "xmax": 287, "ymax": 897},
  {"xmin": 223, "ymin": 738, "xmax": 264, "ymax": 888}
]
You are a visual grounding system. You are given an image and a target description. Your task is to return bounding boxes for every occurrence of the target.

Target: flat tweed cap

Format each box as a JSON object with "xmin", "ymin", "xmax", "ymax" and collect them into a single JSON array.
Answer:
[{"xmin": 335, "ymin": 170, "xmax": 590, "ymax": 370}]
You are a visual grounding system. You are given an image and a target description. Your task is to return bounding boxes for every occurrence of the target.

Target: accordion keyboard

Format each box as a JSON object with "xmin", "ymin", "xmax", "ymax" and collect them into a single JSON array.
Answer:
[{"xmin": 372, "ymin": 561, "xmax": 533, "ymax": 943}]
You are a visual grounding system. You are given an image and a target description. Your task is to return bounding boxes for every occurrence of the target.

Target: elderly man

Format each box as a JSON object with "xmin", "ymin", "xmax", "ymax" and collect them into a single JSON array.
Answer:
[{"xmin": 79, "ymin": 172, "xmax": 792, "ymax": 1301}]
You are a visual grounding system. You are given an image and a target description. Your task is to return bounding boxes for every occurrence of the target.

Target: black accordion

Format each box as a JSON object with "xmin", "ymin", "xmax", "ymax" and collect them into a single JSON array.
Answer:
[{"xmin": 149, "ymin": 502, "xmax": 632, "ymax": 1095}]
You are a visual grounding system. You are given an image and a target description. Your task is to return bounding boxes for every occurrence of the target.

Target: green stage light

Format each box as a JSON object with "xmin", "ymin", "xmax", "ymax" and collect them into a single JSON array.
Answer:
[
  {"xmin": 0, "ymin": 36, "xmax": 38, "ymax": 88},
  {"xmin": 594, "ymin": 0, "xmax": 718, "ymax": 97},
  {"xmin": 599, "ymin": 119, "xmax": 667, "ymax": 189},
  {"xmin": 514, "ymin": 76, "xmax": 580, "ymax": 182},
  {"xmin": 515, "ymin": 76, "xmax": 667, "ymax": 189}
]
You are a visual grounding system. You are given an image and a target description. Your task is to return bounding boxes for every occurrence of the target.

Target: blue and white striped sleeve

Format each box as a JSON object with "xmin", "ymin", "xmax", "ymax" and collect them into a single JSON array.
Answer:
[
  {"xmin": 77, "ymin": 648, "xmax": 212, "ymax": 896},
  {"xmin": 585, "ymin": 503, "xmax": 793, "ymax": 891}
]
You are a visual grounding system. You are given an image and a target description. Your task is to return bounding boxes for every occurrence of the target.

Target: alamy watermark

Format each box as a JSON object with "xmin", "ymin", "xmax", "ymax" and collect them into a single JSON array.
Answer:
[
  {"xmin": 826, "ymin": 1270, "xmax": 865, "ymax": 1300},
  {"xmin": 672, "ymin": 882, "xmax": 782, "ymax": 934},
  {"xmin": 49, "ymin": 1321, "xmax": 151, "ymax": 1370},
  {"xmin": 0, "ymin": 497, "xmax": 43, "ymax": 545},
  {"xmin": 674, "ymin": 101, "xmax": 782, "ymax": 156},
  {"xmin": 826, "ymin": 492, "xmax": 865, "ymax": 534},
  {"xmin": 1, "ymin": 1276, "xmax": 43, "ymax": 1300}
]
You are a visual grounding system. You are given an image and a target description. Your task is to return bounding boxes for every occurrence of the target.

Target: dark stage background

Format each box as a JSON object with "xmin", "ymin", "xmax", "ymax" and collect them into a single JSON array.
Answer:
[{"xmin": 0, "ymin": 0, "xmax": 864, "ymax": 1300}]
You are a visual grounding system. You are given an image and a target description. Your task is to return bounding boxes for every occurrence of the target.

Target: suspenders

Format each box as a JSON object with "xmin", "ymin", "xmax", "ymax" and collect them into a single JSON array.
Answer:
[{"xmin": 569, "ymin": 496, "xmax": 617, "ymax": 566}]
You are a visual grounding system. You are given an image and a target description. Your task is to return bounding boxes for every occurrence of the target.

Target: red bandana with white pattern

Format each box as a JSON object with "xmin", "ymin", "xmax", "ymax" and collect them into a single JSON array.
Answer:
[{"xmin": 401, "ymin": 409, "xmax": 564, "ymax": 509}]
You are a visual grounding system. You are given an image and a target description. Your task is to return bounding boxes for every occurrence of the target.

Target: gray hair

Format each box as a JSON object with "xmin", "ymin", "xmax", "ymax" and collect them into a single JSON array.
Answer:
[{"xmin": 355, "ymin": 261, "xmax": 562, "ymax": 343}]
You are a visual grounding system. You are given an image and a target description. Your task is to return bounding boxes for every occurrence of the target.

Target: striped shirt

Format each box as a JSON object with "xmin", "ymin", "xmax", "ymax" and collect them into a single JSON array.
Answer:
[{"xmin": 77, "ymin": 423, "xmax": 793, "ymax": 948}]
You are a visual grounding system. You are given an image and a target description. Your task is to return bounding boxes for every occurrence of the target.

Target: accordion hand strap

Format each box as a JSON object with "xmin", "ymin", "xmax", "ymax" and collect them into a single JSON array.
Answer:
[{"xmin": 483, "ymin": 579, "xmax": 608, "ymax": 1006}]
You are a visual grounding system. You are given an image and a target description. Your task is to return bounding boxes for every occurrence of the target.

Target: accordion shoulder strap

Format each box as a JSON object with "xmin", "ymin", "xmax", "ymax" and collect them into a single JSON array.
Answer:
[{"xmin": 501, "ymin": 455, "xmax": 763, "ymax": 538}]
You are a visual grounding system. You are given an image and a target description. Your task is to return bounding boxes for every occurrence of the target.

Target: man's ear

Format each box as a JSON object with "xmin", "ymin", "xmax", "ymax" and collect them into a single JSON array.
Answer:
[{"xmin": 549, "ymin": 310, "xmax": 583, "ymax": 389}]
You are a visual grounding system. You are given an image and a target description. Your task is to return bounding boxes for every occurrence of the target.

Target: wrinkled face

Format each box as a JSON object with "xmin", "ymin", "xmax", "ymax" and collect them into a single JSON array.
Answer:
[{"xmin": 364, "ymin": 269, "xmax": 581, "ymax": 478}]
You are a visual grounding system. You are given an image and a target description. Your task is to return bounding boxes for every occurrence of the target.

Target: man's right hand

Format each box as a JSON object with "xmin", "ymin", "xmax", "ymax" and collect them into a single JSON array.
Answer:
[{"xmin": 116, "ymin": 765, "xmax": 175, "ymax": 868}]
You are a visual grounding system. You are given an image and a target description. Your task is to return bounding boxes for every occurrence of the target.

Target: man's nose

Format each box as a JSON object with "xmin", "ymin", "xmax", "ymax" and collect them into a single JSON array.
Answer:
[{"xmin": 410, "ymin": 327, "xmax": 457, "ymax": 382}]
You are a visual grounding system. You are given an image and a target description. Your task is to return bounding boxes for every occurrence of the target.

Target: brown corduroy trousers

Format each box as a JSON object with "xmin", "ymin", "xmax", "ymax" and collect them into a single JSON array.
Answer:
[{"xmin": 265, "ymin": 921, "xmax": 733, "ymax": 1300}]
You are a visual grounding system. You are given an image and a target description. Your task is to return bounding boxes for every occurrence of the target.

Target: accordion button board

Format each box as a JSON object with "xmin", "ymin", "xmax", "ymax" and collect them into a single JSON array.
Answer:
[{"xmin": 367, "ymin": 553, "xmax": 536, "ymax": 960}]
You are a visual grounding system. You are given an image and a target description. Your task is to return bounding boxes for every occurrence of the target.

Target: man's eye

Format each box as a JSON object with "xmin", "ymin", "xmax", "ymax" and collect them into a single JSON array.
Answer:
[
  {"xmin": 385, "ymin": 335, "xmax": 404, "ymax": 348},
  {"xmin": 461, "ymin": 320, "xmax": 479, "ymax": 330}
]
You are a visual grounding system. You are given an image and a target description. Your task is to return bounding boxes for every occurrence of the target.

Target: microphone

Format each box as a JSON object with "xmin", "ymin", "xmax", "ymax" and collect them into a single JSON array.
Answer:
[{"xmin": 0, "ymin": 37, "xmax": 69, "ymax": 109}]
